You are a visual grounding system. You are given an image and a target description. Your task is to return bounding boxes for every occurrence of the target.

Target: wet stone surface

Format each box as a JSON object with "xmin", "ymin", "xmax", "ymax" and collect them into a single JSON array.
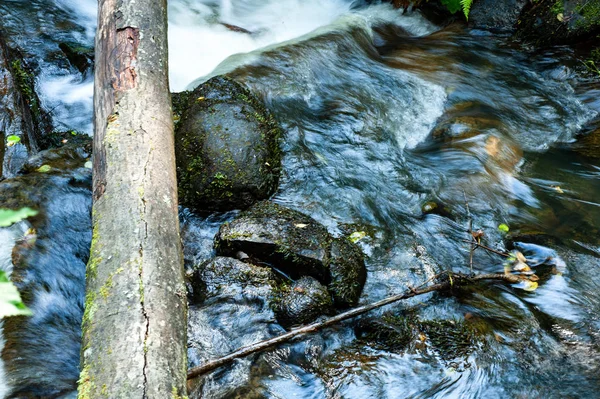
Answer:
[
  {"xmin": 175, "ymin": 76, "xmax": 283, "ymax": 213},
  {"xmin": 215, "ymin": 201, "xmax": 367, "ymax": 308}
]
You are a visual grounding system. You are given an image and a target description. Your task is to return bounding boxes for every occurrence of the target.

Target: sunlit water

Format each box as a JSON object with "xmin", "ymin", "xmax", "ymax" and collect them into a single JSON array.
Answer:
[{"xmin": 1, "ymin": 0, "xmax": 600, "ymax": 398}]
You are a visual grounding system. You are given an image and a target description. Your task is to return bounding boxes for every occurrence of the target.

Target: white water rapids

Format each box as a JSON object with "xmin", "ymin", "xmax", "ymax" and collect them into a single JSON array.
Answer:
[{"xmin": 39, "ymin": 0, "xmax": 427, "ymax": 133}]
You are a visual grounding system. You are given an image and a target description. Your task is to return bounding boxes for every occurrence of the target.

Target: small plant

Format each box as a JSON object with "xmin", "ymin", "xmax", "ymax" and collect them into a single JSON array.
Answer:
[
  {"xmin": 0, "ymin": 207, "xmax": 38, "ymax": 318},
  {"xmin": 441, "ymin": 0, "xmax": 474, "ymax": 20}
]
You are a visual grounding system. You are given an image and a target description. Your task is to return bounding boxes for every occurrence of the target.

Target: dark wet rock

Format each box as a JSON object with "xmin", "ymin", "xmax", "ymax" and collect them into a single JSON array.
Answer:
[
  {"xmin": 516, "ymin": 0, "xmax": 600, "ymax": 46},
  {"xmin": 187, "ymin": 256, "xmax": 277, "ymax": 304},
  {"xmin": 355, "ymin": 314, "xmax": 414, "ymax": 351},
  {"xmin": 175, "ymin": 76, "xmax": 282, "ymax": 212},
  {"xmin": 468, "ymin": 0, "xmax": 528, "ymax": 32},
  {"xmin": 357, "ymin": 313, "xmax": 479, "ymax": 364},
  {"xmin": 420, "ymin": 200, "xmax": 453, "ymax": 218},
  {"xmin": 186, "ymin": 256, "xmax": 281, "ymax": 398},
  {"xmin": 572, "ymin": 124, "xmax": 600, "ymax": 159},
  {"xmin": 58, "ymin": 42, "xmax": 93, "ymax": 74},
  {"xmin": 215, "ymin": 201, "xmax": 367, "ymax": 307},
  {"xmin": 171, "ymin": 90, "xmax": 191, "ymax": 128},
  {"xmin": 275, "ymin": 276, "xmax": 334, "ymax": 328},
  {"xmin": 0, "ymin": 32, "xmax": 51, "ymax": 178},
  {"xmin": 328, "ymin": 238, "xmax": 367, "ymax": 306}
]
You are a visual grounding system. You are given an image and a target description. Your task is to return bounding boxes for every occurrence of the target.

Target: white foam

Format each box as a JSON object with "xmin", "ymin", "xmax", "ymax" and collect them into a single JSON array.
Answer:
[{"xmin": 168, "ymin": 0, "xmax": 360, "ymax": 91}]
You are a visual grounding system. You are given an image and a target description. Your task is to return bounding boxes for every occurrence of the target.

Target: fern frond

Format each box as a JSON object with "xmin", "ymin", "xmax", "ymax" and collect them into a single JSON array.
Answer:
[{"xmin": 461, "ymin": 0, "xmax": 473, "ymax": 20}]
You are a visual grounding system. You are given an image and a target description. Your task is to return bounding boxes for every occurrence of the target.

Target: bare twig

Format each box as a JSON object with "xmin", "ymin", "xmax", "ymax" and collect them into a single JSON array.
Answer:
[
  {"xmin": 187, "ymin": 271, "xmax": 523, "ymax": 380},
  {"xmin": 460, "ymin": 239, "xmax": 509, "ymax": 258},
  {"xmin": 463, "ymin": 191, "xmax": 475, "ymax": 274}
]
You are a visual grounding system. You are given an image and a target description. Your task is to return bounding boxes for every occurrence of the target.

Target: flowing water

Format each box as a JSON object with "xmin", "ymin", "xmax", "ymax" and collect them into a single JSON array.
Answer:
[{"xmin": 1, "ymin": 0, "xmax": 600, "ymax": 398}]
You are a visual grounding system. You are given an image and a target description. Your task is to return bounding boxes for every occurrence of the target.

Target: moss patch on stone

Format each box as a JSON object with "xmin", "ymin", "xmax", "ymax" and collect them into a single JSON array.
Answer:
[{"xmin": 174, "ymin": 76, "xmax": 283, "ymax": 212}]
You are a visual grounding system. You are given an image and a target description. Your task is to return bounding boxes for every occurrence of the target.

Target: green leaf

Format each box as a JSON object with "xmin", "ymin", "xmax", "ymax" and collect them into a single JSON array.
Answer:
[
  {"xmin": 0, "ymin": 208, "xmax": 38, "ymax": 227},
  {"xmin": 6, "ymin": 135, "xmax": 21, "ymax": 147},
  {"xmin": 0, "ymin": 271, "xmax": 32, "ymax": 318},
  {"xmin": 349, "ymin": 231, "xmax": 367, "ymax": 243},
  {"xmin": 498, "ymin": 223, "xmax": 509, "ymax": 233},
  {"xmin": 36, "ymin": 165, "xmax": 52, "ymax": 173},
  {"xmin": 461, "ymin": 0, "xmax": 473, "ymax": 20},
  {"xmin": 440, "ymin": 0, "xmax": 462, "ymax": 14}
]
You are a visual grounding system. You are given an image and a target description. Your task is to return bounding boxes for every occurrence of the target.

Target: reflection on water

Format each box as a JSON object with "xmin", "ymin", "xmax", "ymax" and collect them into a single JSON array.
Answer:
[{"xmin": 1, "ymin": 0, "xmax": 600, "ymax": 398}]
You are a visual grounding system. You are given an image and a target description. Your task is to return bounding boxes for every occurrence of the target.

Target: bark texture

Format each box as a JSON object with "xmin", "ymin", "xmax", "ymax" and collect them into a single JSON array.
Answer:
[{"xmin": 79, "ymin": 0, "xmax": 187, "ymax": 398}]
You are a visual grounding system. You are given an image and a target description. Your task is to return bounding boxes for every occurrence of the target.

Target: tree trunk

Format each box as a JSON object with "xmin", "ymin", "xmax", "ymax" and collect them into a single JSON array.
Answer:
[{"xmin": 79, "ymin": 0, "xmax": 187, "ymax": 397}]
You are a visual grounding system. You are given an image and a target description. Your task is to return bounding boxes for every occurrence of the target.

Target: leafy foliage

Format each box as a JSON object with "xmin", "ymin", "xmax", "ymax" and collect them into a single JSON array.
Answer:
[
  {"xmin": 0, "ymin": 208, "xmax": 38, "ymax": 227},
  {"xmin": 0, "ymin": 271, "xmax": 32, "ymax": 318},
  {"xmin": 441, "ymin": 0, "xmax": 474, "ymax": 19},
  {"xmin": 0, "ymin": 207, "xmax": 38, "ymax": 318}
]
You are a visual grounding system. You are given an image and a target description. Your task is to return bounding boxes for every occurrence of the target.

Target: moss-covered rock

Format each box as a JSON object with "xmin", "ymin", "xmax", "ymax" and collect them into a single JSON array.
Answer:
[
  {"xmin": 356, "ymin": 313, "xmax": 480, "ymax": 365},
  {"xmin": 215, "ymin": 201, "xmax": 367, "ymax": 307},
  {"xmin": 188, "ymin": 256, "xmax": 277, "ymax": 304},
  {"xmin": 175, "ymin": 76, "xmax": 283, "ymax": 212},
  {"xmin": 58, "ymin": 42, "xmax": 94, "ymax": 74},
  {"xmin": 188, "ymin": 257, "xmax": 336, "ymax": 330},
  {"xmin": 0, "ymin": 31, "xmax": 52, "ymax": 178},
  {"xmin": 275, "ymin": 276, "xmax": 334, "ymax": 328},
  {"xmin": 516, "ymin": 0, "xmax": 600, "ymax": 46}
]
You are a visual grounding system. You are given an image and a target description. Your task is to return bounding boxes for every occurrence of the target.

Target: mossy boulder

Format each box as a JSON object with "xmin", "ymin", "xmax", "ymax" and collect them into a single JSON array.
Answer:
[
  {"xmin": 175, "ymin": 76, "xmax": 282, "ymax": 212},
  {"xmin": 187, "ymin": 257, "xmax": 334, "ymax": 329},
  {"xmin": 516, "ymin": 0, "xmax": 600, "ymax": 46},
  {"xmin": 215, "ymin": 201, "xmax": 367, "ymax": 307},
  {"xmin": 187, "ymin": 256, "xmax": 277, "ymax": 304},
  {"xmin": 275, "ymin": 276, "xmax": 334, "ymax": 328}
]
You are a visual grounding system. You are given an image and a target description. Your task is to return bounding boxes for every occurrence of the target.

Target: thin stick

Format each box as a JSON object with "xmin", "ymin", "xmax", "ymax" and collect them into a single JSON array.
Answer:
[
  {"xmin": 187, "ymin": 272, "xmax": 521, "ymax": 380},
  {"xmin": 463, "ymin": 191, "xmax": 475, "ymax": 274},
  {"xmin": 460, "ymin": 239, "xmax": 509, "ymax": 257}
]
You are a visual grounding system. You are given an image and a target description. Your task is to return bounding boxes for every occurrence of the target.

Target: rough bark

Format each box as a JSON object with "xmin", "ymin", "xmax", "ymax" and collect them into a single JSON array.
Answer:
[{"xmin": 79, "ymin": 0, "xmax": 187, "ymax": 398}]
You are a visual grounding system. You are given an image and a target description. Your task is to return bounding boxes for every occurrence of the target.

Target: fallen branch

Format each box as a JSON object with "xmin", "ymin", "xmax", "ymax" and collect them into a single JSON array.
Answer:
[{"xmin": 187, "ymin": 271, "xmax": 523, "ymax": 380}]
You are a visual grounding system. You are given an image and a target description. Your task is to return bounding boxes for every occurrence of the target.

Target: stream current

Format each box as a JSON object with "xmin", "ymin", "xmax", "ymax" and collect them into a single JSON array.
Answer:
[{"xmin": 1, "ymin": 0, "xmax": 600, "ymax": 398}]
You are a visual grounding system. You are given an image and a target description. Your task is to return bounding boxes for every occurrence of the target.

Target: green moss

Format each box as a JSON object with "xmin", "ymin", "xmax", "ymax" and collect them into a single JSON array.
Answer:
[
  {"xmin": 575, "ymin": 0, "xmax": 600, "ymax": 29},
  {"xmin": 551, "ymin": 0, "xmax": 564, "ymax": 14},
  {"xmin": 172, "ymin": 386, "xmax": 189, "ymax": 399},
  {"xmin": 421, "ymin": 319, "xmax": 479, "ymax": 361},
  {"xmin": 99, "ymin": 273, "xmax": 114, "ymax": 300},
  {"xmin": 77, "ymin": 365, "xmax": 94, "ymax": 399},
  {"xmin": 175, "ymin": 76, "xmax": 283, "ymax": 211},
  {"xmin": 10, "ymin": 59, "xmax": 40, "ymax": 119}
]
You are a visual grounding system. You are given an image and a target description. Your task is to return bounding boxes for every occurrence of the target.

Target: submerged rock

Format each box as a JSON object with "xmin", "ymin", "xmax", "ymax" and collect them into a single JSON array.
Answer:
[
  {"xmin": 188, "ymin": 256, "xmax": 277, "ymax": 304},
  {"xmin": 188, "ymin": 256, "xmax": 335, "ymax": 334},
  {"xmin": 215, "ymin": 201, "xmax": 367, "ymax": 307},
  {"xmin": 275, "ymin": 276, "xmax": 334, "ymax": 328},
  {"xmin": 175, "ymin": 76, "xmax": 282, "ymax": 212},
  {"xmin": 186, "ymin": 257, "xmax": 280, "ymax": 397},
  {"xmin": 58, "ymin": 42, "xmax": 94, "ymax": 74}
]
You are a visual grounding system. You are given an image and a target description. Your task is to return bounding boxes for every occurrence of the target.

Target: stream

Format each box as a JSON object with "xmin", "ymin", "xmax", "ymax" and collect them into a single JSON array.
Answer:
[{"xmin": 1, "ymin": 0, "xmax": 600, "ymax": 398}]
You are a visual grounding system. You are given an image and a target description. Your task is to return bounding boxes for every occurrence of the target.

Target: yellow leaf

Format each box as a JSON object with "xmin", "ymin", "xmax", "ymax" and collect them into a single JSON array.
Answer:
[
  {"xmin": 557, "ymin": 13, "xmax": 564, "ymax": 22},
  {"xmin": 349, "ymin": 231, "xmax": 367, "ymax": 243},
  {"xmin": 294, "ymin": 223, "xmax": 308, "ymax": 228},
  {"xmin": 512, "ymin": 280, "xmax": 538, "ymax": 292}
]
